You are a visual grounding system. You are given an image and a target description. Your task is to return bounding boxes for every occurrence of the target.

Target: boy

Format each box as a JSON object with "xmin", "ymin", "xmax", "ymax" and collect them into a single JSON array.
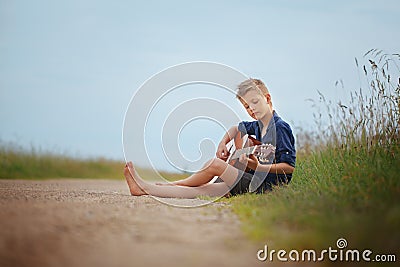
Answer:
[{"xmin": 124, "ymin": 78, "xmax": 296, "ymax": 198}]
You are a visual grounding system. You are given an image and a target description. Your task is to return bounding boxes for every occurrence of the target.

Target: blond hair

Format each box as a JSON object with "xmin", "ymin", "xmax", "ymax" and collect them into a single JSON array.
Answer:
[
  {"xmin": 236, "ymin": 78, "xmax": 273, "ymax": 108},
  {"xmin": 236, "ymin": 78, "xmax": 270, "ymax": 98}
]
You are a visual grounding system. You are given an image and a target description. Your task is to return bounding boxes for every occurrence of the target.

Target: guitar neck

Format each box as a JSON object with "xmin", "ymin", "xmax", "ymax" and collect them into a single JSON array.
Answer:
[{"xmin": 230, "ymin": 146, "xmax": 257, "ymax": 160}]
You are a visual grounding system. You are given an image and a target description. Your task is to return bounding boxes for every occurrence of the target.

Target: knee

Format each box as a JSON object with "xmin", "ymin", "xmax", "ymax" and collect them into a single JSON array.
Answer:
[{"xmin": 207, "ymin": 158, "xmax": 226, "ymax": 173}]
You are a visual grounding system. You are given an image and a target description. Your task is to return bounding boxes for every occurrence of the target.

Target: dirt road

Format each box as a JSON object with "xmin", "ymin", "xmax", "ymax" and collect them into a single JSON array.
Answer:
[{"xmin": 0, "ymin": 179, "xmax": 265, "ymax": 267}]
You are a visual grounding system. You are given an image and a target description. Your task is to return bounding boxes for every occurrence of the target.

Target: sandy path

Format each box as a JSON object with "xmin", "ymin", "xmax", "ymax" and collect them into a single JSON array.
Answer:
[{"xmin": 0, "ymin": 179, "xmax": 266, "ymax": 267}]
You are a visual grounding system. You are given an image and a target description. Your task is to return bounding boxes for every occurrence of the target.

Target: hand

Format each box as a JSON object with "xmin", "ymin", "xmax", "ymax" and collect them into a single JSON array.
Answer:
[
  {"xmin": 216, "ymin": 142, "xmax": 229, "ymax": 160},
  {"xmin": 238, "ymin": 154, "xmax": 259, "ymax": 170}
]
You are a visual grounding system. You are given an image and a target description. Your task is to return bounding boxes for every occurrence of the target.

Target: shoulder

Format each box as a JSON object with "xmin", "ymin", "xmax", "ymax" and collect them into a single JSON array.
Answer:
[
  {"xmin": 273, "ymin": 112, "xmax": 296, "ymax": 166},
  {"xmin": 274, "ymin": 113, "xmax": 293, "ymax": 134},
  {"xmin": 274, "ymin": 113, "xmax": 295, "ymax": 145}
]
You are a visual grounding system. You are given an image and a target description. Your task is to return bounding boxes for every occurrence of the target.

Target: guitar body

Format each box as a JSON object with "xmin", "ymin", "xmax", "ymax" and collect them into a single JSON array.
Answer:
[
  {"xmin": 228, "ymin": 132, "xmax": 262, "ymax": 171},
  {"xmin": 211, "ymin": 132, "xmax": 275, "ymax": 184}
]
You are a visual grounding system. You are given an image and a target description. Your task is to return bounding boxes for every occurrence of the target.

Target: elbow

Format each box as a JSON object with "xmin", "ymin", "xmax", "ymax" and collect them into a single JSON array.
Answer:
[
  {"xmin": 284, "ymin": 163, "xmax": 295, "ymax": 174},
  {"xmin": 288, "ymin": 166, "xmax": 295, "ymax": 174}
]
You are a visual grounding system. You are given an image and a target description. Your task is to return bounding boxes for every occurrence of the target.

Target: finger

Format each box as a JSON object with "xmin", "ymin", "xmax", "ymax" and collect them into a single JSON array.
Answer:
[
  {"xmin": 217, "ymin": 148, "xmax": 224, "ymax": 158},
  {"xmin": 249, "ymin": 154, "xmax": 258, "ymax": 161},
  {"xmin": 239, "ymin": 154, "xmax": 247, "ymax": 163},
  {"xmin": 247, "ymin": 157, "xmax": 256, "ymax": 164}
]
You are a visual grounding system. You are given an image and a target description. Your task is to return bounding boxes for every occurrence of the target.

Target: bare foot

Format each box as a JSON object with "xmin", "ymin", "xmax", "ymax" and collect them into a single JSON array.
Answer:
[{"xmin": 124, "ymin": 162, "xmax": 145, "ymax": 196}]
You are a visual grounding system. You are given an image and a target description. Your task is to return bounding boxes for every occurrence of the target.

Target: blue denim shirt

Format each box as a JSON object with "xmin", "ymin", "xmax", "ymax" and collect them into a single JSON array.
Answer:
[{"xmin": 237, "ymin": 111, "xmax": 296, "ymax": 192}]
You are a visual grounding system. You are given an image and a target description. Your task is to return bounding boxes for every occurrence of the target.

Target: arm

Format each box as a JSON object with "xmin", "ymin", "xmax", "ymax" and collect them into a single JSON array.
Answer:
[
  {"xmin": 216, "ymin": 126, "xmax": 239, "ymax": 160},
  {"xmin": 259, "ymin": 162, "xmax": 294, "ymax": 174},
  {"xmin": 239, "ymin": 154, "xmax": 295, "ymax": 174},
  {"xmin": 220, "ymin": 126, "xmax": 239, "ymax": 145}
]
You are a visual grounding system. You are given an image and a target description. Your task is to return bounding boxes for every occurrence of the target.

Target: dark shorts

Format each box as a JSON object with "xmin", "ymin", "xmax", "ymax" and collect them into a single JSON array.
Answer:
[
  {"xmin": 229, "ymin": 170, "xmax": 292, "ymax": 195},
  {"xmin": 213, "ymin": 172, "xmax": 253, "ymax": 195},
  {"xmin": 215, "ymin": 167, "xmax": 290, "ymax": 196},
  {"xmin": 228, "ymin": 171, "xmax": 252, "ymax": 195}
]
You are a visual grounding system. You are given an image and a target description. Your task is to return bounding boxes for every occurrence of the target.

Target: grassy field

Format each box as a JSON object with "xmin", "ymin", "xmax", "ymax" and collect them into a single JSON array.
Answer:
[
  {"xmin": 229, "ymin": 143, "xmax": 399, "ymax": 251},
  {"xmin": 0, "ymin": 144, "xmax": 187, "ymax": 181},
  {"xmin": 0, "ymin": 144, "xmax": 122, "ymax": 179},
  {"xmin": 229, "ymin": 50, "xmax": 400, "ymax": 260}
]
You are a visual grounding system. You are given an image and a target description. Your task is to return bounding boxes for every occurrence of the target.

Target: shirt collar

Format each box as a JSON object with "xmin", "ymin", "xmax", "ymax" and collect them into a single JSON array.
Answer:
[{"xmin": 258, "ymin": 110, "xmax": 279, "ymax": 128}]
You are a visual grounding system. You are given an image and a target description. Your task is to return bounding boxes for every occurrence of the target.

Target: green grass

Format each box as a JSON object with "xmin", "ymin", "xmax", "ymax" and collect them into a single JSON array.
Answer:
[
  {"xmin": 228, "ymin": 143, "xmax": 400, "ymax": 252},
  {"xmin": 0, "ymin": 145, "xmax": 121, "ymax": 179},
  {"xmin": 0, "ymin": 143, "xmax": 188, "ymax": 181},
  {"xmin": 228, "ymin": 50, "xmax": 400, "ymax": 257}
]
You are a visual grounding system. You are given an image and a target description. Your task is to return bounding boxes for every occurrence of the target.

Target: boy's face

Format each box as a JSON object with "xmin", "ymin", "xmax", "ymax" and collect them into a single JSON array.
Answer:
[{"xmin": 239, "ymin": 89, "xmax": 272, "ymax": 121}]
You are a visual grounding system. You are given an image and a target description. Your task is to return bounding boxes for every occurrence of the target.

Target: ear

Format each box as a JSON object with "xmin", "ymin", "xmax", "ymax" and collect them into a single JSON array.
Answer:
[
  {"xmin": 264, "ymin": 93, "xmax": 271, "ymax": 103},
  {"xmin": 239, "ymin": 97, "xmax": 248, "ymax": 108}
]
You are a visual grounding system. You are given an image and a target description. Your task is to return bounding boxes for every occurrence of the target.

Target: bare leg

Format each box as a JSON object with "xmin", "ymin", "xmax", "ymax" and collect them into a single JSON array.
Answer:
[
  {"xmin": 158, "ymin": 158, "xmax": 238, "ymax": 187},
  {"xmin": 125, "ymin": 161, "xmax": 238, "ymax": 198}
]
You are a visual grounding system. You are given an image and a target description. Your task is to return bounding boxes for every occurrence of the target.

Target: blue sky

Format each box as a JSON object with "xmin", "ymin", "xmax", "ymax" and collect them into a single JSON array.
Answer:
[{"xmin": 1, "ymin": 0, "xmax": 399, "ymax": 171}]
